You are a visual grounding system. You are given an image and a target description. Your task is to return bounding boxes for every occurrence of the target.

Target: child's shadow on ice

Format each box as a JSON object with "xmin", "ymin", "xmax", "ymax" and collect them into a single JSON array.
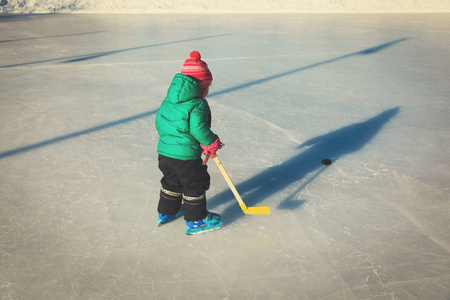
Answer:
[{"xmin": 208, "ymin": 107, "xmax": 400, "ymax": 225}]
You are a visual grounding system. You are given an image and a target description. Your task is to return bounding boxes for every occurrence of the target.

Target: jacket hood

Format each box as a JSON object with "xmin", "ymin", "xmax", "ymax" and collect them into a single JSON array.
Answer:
[{"xmin": 165, "ymin": 73, "xmax": 201, "ymax": 104}]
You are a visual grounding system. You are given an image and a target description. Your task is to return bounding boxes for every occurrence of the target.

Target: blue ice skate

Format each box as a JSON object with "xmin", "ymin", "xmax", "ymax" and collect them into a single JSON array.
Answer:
[
  {"xmin": 157, "ymin": 205, "xmax": 184, "ymax": 227},
  {"xmin": 185, "ymin": 212, "xmax": 223, "ymax": 235}
]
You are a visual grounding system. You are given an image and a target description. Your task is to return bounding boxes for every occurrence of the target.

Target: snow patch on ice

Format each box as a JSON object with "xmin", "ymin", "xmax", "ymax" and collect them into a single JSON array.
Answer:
[{"xmin": 2, "ymin": 0, "xmax": 450, "ymax": 14}]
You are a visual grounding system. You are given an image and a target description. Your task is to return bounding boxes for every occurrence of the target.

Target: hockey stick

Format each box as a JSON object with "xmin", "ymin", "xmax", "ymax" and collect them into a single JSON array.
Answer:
[{"xmin": 213, "ymin": 155, "xmax": 271, "ymax": 215}]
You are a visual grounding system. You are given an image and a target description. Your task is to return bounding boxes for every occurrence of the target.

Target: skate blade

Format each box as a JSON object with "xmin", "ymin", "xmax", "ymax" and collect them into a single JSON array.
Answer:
[{"xmin": 186, "ymin": 224, "xmax": 224, "ymax": 235}]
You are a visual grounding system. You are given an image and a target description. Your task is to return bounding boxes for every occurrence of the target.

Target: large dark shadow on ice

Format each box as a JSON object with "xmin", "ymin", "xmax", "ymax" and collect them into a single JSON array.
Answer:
[
  {"xmin": 0, "ymin": 31, "xmax": 108, "ymax": 44},
  {"xmin": 60, "ymin": 34, "xmax": 231, "ymax": 63},
  {"xmin": 209, "ymin": 38, "xmax": 409, "ymax": 98},
  {"xmin": 0, "ymin": 34, "xmax": 230, "ymax": 68},
  {"xmin": 0, "ymin": 39, "xmax": 405, "ymax": 158},
  {"xmin": 208, "ymin": 107, "xmax": 400, "ymax": 224},
  {"xmin": 0, "ymin": 109, "xmax": 158, "ymax": 159}
]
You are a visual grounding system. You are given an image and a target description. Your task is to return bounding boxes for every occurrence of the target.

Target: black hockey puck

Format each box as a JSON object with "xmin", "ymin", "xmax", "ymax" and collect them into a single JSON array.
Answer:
[{"xmin": 322, "ymin": 159, "xmax": 332, "ymax": 165}]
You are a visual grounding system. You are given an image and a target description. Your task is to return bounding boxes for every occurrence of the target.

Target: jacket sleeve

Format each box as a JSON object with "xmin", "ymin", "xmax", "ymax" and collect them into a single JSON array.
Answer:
[{"xmin": 189, "ymin": 100, "xmax": 216, "ymax": 146}]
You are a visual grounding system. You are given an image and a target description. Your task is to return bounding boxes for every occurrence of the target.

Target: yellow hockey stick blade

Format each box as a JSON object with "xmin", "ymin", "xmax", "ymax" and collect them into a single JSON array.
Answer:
[{"xmin": 240, "ymin": 203, "xmax": 271, "ymax": 215}]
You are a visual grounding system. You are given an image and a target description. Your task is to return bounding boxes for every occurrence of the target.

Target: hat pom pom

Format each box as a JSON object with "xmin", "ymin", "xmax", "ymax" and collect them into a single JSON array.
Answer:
[{"xmin": 190, "ymin": 51, "xmax": 201, "ymax": 60}]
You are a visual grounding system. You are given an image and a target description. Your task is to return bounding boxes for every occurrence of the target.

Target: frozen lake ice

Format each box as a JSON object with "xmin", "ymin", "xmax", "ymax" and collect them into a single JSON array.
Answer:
[{"xmin": 0, "ymin": 13, "xmax": 449, "ymax": 299}]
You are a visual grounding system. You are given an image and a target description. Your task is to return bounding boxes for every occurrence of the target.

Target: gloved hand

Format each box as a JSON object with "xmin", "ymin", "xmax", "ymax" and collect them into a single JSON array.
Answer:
[{"xmin": 201, "ymin": 135, "xmax": 222, "ymax": 164}]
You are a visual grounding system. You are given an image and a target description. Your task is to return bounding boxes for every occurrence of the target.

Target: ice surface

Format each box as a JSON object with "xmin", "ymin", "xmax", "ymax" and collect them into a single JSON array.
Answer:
[{"xmin": 0, "ymin": 13, "xmax": 449, "ymax": 299}]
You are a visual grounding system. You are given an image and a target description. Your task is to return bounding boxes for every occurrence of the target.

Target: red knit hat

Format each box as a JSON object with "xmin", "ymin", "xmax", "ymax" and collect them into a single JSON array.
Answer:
[{"xmin": 181, "ymin": 51, "xmax": 213, "ymax": 92}]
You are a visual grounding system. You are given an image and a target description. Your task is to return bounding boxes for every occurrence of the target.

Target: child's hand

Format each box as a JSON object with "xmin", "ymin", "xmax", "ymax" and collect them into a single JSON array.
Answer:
[{"xmin": 201, "ymin": 135, "xmax": 222, "ymax": 164}]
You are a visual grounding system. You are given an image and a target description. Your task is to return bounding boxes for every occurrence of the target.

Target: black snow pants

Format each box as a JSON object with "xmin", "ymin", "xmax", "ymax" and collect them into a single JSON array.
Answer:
[{"xmin": 157, "ymin": 155, "xmax": 210, "ymax": 221}]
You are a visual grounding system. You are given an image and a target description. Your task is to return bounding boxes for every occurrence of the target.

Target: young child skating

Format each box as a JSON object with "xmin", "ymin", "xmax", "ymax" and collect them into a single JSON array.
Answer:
[{"xmin": 155, "ymin": 51, "xmax": 223, "ymax": 235}]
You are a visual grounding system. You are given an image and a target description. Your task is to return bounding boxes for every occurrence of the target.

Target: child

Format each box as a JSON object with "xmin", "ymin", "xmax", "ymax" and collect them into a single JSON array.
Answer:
[{"xmin": 155, "ymin": 51, "xmax": 223, "ymax": 235}]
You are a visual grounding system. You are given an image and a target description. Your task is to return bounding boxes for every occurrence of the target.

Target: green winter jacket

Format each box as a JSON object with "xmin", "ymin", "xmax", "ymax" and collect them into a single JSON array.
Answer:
[{"xmin": 156, "ymin": 74, "xmax": 216, "ymax": 160}]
